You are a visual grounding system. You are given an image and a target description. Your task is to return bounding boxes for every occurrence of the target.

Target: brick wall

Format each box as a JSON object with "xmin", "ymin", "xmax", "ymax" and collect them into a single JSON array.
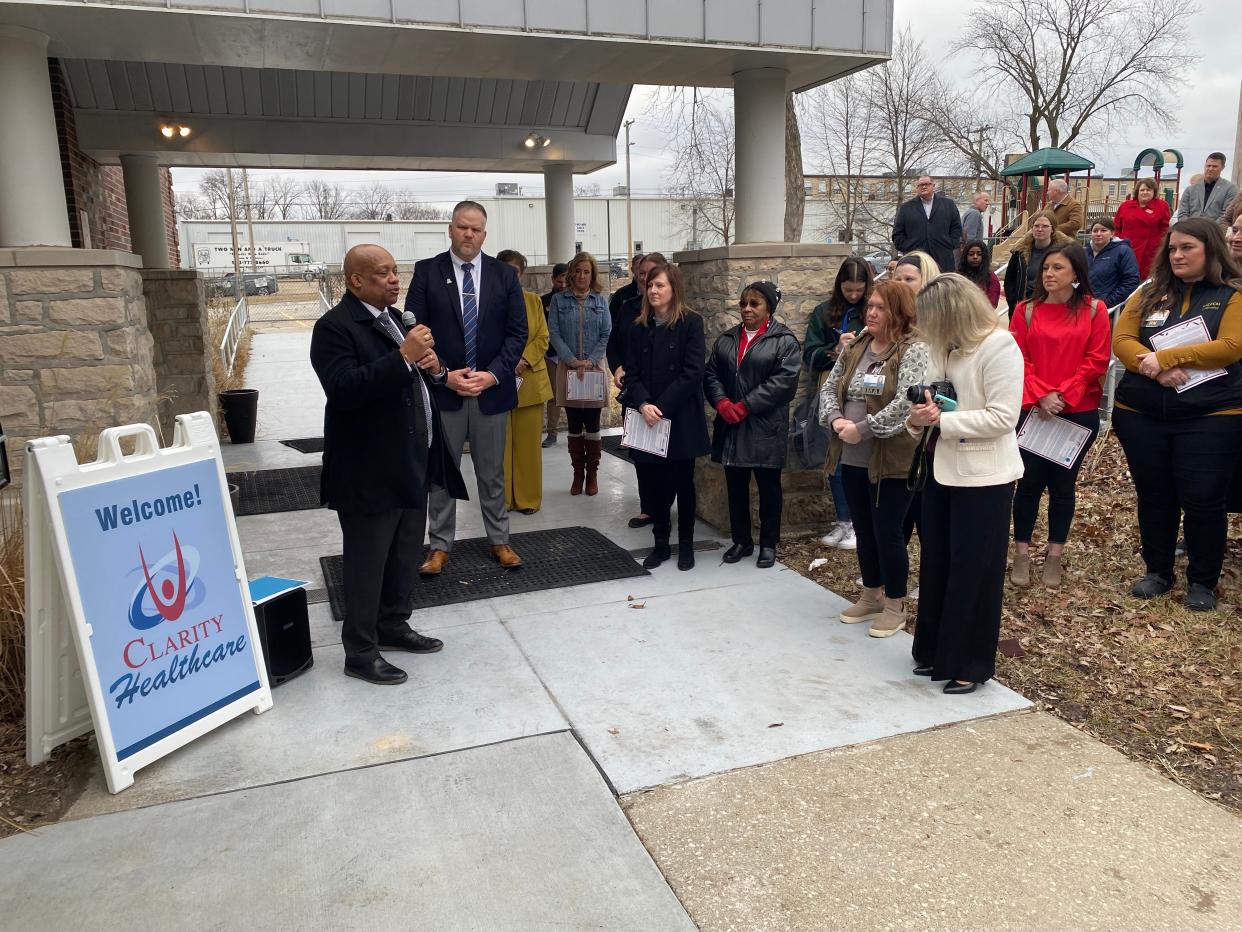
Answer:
[{"xmin": 49, "ymin": 60, "xmax": 180, "ymax": 267}]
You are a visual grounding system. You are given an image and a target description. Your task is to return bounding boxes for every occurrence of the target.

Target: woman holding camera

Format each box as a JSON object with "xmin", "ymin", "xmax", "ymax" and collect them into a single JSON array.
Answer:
[
  {"xmin": 1009, "ymin": 243, "xmax": 1111, "ymax": 588},
  {"xmin": 1112, "ymin": 218, "xmax": 1242, "ymax": 611},
  {"xmin": 704, "ymin": 281, "xmax": 802, "ymax": 568},
  {"xmin": 907, "ymin": 274, "xmax": 1024, "ymax": 694},
  {"xmin": 820, "ymin": 281, "xmax": 928, "ymax": 637}
]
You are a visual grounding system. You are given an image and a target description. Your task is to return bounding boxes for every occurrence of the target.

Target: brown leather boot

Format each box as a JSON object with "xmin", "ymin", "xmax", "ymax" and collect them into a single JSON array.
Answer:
[
  {"xmin": 568, "ymin": 436, "xmax": 586, "ymax": 495},
  {"xmin": 583, "ymin": 437, "xmax": 602, "ymax": 496}
]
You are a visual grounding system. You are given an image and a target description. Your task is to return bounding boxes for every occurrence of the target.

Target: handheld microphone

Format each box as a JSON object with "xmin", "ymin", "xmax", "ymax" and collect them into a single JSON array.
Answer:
[{"xmin": 401, "ymin": 309, "xmax": 417, "ymax": 329}]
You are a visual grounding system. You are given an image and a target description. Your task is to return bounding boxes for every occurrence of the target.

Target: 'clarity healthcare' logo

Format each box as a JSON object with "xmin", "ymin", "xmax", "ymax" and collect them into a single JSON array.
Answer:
[{"xmin": 127, "ymin": 532, "xmax": 207, "ymax": 630}]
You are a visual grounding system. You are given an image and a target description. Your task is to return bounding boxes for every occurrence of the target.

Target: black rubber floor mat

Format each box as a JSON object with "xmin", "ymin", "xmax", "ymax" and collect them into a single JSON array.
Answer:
[
  {"xmin": 280, "ymin": 437, "xmax": 324, "ymax": 454},
  {"xmin": 319, "ymin": 526, "xmax": 648, "ymax": 620},
  {"xmin": 226, "ymin": 465, "xmax": 323, "ymax": 516},
  {"xmin": 601, "ymin": 434, "xmax": 630, "ymax": 462}
]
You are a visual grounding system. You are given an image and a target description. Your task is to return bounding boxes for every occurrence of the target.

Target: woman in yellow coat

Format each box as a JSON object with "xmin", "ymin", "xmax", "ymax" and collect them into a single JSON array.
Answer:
[{"xmin": 498, "ymin": 250, "xmax": 555, "ymax": 513}]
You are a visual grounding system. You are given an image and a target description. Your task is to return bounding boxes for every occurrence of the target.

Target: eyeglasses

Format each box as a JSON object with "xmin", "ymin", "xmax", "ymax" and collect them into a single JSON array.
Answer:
[{"xmin": 739, "ymin": 299, "xmax": 766, "ymax": 309}]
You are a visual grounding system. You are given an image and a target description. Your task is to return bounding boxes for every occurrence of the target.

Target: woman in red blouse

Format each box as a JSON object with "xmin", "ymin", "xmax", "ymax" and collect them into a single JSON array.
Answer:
[
  {"xmin": 1008, "ymin": 243, "xmax": 1112, "ymax": 588},
  {"xmin": 1114, "ymin": 177, "xmax": 1171, "ymax": 279}
]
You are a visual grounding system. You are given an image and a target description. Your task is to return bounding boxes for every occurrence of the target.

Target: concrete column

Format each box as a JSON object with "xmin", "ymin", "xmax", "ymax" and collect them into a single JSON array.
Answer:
[
  {"xmin": 121, "ymin": 153, "xmax": 171, "ymax": 268},
  {"xmin": 0, "ymin": 25, "xmax": 72, "ymax": 248},
  {"xmin": 732, "ymin": 67, "xmax": 788, "ymax": 244},
  {"xmin": 543, "ymin": 163, "xmax": 575, "ymax": 264}
]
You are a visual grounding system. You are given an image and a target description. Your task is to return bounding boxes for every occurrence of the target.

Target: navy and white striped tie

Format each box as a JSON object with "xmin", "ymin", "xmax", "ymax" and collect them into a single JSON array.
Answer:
[{"xmin": 461, "ymin": 261, "xmax": 478, "ymax": 370}]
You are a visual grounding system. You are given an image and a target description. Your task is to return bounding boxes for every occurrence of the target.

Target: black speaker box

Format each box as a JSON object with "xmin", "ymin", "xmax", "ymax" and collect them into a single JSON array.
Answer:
[{"xmin": 253, "ymin": 587, "xmax": 313, "ymax": 686}]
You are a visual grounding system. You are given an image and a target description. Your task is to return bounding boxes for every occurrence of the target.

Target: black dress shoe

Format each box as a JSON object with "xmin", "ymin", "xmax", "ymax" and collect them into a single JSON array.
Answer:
[
  {"xmin": 912, "ymin": 664, "xmax": 935, "ymax": 677},
  {"xmin": 344, "ymin": 656, "xmax": 407, "ymax": 685},
  {"xmin": 378, "ymin": 630, "xmax": 444, "ymax": 653},
  {"xmin": 722, "ymin": 544, "xmax": 754, "ymax": 564},
  {"xmin": 1130, "ymin": 573, "xmax": 1171, "ymax": 599},
  {"xmin": 628, "ymin": 514, "xmax": 654, "ymax": 528},
  {"xmin": 943, "ymin": 680, "xmax": 979, "ymax": 694},
  {"xmin": 756, "ymin": 547, "xmax": 777, "ymax": 569}
]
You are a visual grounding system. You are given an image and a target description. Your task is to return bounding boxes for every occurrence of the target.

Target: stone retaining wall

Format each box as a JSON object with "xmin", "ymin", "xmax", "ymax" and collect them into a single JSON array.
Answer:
[
  {"xmin": 142, "ymin": 270, "xmax": 214, "ymax": 436},
  {"xmin": 0, "ymin": 248, "xmax": 159, "ymax": 484}
]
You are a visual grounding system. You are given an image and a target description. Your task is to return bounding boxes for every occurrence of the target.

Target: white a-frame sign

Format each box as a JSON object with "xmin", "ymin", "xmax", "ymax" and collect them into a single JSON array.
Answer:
[{"xmin": 25, "ymin": 413, "xmax": 272, "ymax": 793}]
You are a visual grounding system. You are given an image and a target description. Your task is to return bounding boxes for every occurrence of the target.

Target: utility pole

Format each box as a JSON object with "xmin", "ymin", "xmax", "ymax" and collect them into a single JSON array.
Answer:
[
  {"xmin": 241, "ymin": 168, "xmax": 258, "ymax": 271},
  {"xmin": 624, "ymin": 119, "xmax": 634, "ymax": 262},
  {"xmin": 225, "ymin": 167, "xmax": 243, "ymax": 301}
]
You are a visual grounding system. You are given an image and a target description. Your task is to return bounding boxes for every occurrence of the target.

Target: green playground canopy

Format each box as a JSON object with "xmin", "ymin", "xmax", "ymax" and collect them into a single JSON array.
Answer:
[{"xmin": 1000, "ymin": 147, "xmax": 1096, "ymax": 177}]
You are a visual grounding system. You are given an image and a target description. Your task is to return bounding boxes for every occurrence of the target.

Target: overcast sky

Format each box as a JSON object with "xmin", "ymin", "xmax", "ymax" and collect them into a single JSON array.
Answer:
[{"xmin": 171, "ymin": 1, "xmax": 1241, "ymax": 204}]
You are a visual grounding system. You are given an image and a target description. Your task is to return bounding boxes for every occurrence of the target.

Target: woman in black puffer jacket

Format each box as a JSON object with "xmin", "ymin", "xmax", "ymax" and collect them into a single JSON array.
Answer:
[{"xmin": 704, "ymin": 280, "xmax": 802, "ymax": 568}]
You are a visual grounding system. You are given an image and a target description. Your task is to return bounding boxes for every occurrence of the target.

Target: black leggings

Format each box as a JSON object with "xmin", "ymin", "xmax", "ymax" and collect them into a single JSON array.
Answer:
[
  {"xmin": 1113, "ymin": 409, "xmax": 1242, "ymax": 589},
  {"xmin": 1012, "ymin": 408, "xmax": 1100, "ymax": 544},
  {"xmin": 841, "ymin": 466, "xmax": 915, "ymax": 598},
  {"xmin": 635, "ymin": 459, "xmax": 697, "ymax": 542},
  {"xmin": 565, "ymin": 407, "xmax": 601, "ymax": 436},
  {"xmin": 724, "ymin": 465, "xmax": 782, "ymax": 548}
]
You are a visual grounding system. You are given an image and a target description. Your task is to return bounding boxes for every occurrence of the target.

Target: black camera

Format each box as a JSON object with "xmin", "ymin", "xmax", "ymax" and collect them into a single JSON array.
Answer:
[{"xmin": 906, "ymin": 381, "xmax": 958, "ymax": 410}]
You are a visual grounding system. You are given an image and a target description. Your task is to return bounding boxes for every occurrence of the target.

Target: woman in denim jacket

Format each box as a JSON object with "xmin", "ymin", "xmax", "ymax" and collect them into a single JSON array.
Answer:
[{"xmin": 549, "ymin": 252, "xmax": 612, "ymax": 495}]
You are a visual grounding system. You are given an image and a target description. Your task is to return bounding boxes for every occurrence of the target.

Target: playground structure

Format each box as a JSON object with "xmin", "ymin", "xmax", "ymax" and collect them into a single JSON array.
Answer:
[{"xmin": 992, "ymin": 147, "xmax": 1096, "ymax": 266}]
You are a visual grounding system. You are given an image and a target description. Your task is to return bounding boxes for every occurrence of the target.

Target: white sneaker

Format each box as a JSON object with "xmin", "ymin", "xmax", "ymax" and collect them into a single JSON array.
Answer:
[
  {"xmin": 835, "ymin": 525, "xmax": 857, "ymax": 550},
  {"xmin": 819, "ymin": 522, "xmax": 846, "ymax": 547}
]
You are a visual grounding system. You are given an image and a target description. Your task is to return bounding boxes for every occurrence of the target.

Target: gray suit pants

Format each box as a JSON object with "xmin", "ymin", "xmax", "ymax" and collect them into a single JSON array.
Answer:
[{"xmin": 428, "ymin": 396, "xmax": 509, "ymax": 550}]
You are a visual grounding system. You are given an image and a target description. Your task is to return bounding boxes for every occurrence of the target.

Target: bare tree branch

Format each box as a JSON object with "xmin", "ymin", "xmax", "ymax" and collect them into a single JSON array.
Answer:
[
  {"xmin": 956, "ymin": 0, "xmax": 1197, "ymax": 153},
  {"xmin": 305, "ymin": 179, "xmax": 348, "ymax": 220}
]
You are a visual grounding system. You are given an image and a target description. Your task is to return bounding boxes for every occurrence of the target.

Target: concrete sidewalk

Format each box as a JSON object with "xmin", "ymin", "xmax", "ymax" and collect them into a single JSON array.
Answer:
[{"xmin": 4, "ymin": 328, "xmax": 1238, "ymax": 930}]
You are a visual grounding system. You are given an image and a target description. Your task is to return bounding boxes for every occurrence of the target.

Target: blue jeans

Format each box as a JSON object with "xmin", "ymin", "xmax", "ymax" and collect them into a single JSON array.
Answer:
[{"xmin": 827, "ymin": 461, "xmax": 851, "ymax": 523}]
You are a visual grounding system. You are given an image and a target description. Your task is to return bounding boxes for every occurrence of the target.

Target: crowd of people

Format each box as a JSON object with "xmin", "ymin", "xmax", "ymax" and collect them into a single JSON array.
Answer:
[{"xmin": 310, "ymin": 168, "xmax": 1242, "ymax": 692}]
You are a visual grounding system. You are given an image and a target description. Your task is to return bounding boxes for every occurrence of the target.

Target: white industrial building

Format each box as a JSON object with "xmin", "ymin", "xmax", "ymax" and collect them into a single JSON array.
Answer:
[{"xmin": 179, "ymin": 196, "xmax": 846, "ymax": 273}]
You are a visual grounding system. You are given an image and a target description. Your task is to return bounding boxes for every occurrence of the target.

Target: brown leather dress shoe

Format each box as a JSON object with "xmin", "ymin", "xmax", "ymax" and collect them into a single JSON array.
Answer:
[
  {"xmin": 420, "ymin": 550, "xmax": 449, "ymax": 577},
  {"xmin": 490, "ymin": 544, "xmax": 523, "ymax": 569}
]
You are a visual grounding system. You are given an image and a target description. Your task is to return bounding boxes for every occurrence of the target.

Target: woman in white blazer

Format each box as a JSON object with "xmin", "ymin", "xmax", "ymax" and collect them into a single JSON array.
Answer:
[{"xmin": 906, "ymin": 274, "xmax": 1024, "ymax": 694}]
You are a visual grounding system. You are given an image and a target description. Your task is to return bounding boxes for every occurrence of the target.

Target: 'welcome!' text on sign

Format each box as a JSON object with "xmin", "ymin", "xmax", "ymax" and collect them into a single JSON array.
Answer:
[{"xmin": 58, "ymin": 459, "xmax": 261, "ymax": 760}]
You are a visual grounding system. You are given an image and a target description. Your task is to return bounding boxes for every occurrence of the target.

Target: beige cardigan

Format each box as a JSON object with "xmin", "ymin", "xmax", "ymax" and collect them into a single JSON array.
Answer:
[{"xmin": 909, "ymin": 329, "xmax": 1024, "ymax": 487}]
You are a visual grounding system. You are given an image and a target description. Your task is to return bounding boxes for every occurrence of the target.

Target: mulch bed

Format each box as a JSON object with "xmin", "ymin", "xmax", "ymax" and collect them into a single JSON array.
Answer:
[
  {"xmin": 0, "ymin": 721, "xmax": 94, "ymax": 839},
  {"xmin": 783, "ymin": 430, "xmax": 1242, "ymax": 814}
]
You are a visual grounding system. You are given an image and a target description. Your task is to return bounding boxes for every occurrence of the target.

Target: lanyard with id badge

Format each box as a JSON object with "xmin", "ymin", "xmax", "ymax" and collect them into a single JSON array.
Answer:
[{"xmin": 861, "ymin": 361, "xmax": 887, "ymax": 397}]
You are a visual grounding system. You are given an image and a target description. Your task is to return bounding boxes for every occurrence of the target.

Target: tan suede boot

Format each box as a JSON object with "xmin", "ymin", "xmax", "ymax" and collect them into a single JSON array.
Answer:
[
  {"xmin": 1042, "ymin": 551, "xmax": 1064, "ymax": 588},
  {"xmin": 869, "ymin": 597, "xmax": 906, "ymax": 638},
  {"xmin": 1011, "ymin": 550, "xmax": 1031, "ymax": 588},
  {"xmin": 839, "ymin": 586, "xmax": 883, "ymax": 624}
]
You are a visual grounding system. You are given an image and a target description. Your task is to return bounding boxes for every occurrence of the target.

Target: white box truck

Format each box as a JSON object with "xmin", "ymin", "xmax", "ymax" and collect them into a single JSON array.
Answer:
[{"xmin": 192, "ymin": 242, "xmax": 326, "ymax": 279}]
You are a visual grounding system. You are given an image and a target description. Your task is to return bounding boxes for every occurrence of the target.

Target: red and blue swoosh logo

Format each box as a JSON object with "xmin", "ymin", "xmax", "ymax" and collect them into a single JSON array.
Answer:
[{"xmin": 127, "ymin": 532, "xmax": 207, "ymax": 630}]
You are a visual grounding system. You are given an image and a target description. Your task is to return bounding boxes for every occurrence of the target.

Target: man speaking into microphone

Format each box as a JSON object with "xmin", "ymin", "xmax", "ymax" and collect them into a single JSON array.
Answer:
[{"xmin": 310, "ymin": 244, "xmax": 466, "ymax": 686}]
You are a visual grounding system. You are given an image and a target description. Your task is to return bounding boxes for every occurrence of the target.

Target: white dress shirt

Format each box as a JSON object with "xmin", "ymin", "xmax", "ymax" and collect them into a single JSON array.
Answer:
[{"xmin": 362, "ymin": 300, "xmax": 433, "ymax": 447}]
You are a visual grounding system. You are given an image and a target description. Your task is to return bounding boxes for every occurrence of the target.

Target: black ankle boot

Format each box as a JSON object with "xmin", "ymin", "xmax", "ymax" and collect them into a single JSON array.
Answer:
[
  {"xmin": 643, "ymin": 540, "xmax": 671, "ymax": 569},
  {"xmin": 677, "ymin": 539, "xmax": 695, "ymax": 571}
]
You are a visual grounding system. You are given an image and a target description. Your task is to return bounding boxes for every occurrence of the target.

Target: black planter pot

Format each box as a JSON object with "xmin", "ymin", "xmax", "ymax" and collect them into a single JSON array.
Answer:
[{"xmin": 219, "ymin": 389, "xmax": 259, "ymax": 444}]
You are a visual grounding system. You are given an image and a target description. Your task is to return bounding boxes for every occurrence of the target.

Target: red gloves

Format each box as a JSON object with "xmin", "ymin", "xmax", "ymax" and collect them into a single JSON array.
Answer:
[{"xmin": 715, "ymin": 399, "xmax": 749, "ymax": 424}]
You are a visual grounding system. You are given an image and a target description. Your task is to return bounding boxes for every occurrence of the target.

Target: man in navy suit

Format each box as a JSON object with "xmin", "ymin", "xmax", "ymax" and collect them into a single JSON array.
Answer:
[
  {"xmin": 310, "ymin": 245, "xmax": 467, "ymax": 685},
  {"xmin": 405, "ymin": 201, "xmax": 528, "ymax": 574}
]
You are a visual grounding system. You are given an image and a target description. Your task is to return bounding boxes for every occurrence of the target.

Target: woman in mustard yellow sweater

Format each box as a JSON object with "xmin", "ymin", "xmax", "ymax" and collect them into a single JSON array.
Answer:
[
  {"xmin": 1112, "ymin": 218, "xmax": 1242, "ymax": 611},
  {"xmin": 497, "ymin": 250, "xmax": 554, "ymax": 513}
]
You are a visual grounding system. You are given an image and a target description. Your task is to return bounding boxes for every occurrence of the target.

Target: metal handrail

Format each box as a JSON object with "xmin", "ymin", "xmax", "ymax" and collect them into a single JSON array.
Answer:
[
  {"xmin": 219, "ymin": 297, "xmax": 249, "ymax": 374},
  {"xmin": 319, "ymin": 291, "xmax": 332, "ymax": 316}
]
